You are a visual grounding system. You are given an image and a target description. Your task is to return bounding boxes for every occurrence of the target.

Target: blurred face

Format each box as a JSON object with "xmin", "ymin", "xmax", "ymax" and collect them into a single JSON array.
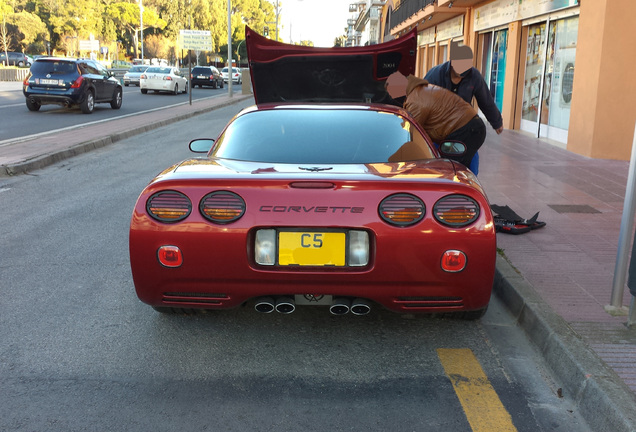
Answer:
[
  {"xmin": 385, "ymin": 72, "xmax": 408, "ymax": 98},
  {"xmin": 450, "ymin": 59, "xmax": 472, "ymax": 76}
]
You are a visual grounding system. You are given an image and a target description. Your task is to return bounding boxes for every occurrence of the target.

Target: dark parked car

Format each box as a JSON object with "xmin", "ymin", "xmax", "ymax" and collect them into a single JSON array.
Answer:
[
  {"xmin": 23, "ymin": 57, "xmax": 123, "ymax": 114},
  {"xmin": 190, "ymin": 66, "xmax": 224, "ymax": 89},
  {"xmin": 1, "ymin": 51, "xmax": 29, "ymax": 67}
]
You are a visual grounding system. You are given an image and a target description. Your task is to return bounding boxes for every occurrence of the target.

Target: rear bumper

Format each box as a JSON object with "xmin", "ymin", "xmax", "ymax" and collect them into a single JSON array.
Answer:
[{"xmin": 24, "ymin": 89, "xmax": 83, "ymax": 106}]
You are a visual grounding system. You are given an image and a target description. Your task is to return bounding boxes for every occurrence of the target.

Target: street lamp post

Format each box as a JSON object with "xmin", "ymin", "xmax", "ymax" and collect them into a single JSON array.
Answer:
[
  {"xmin": 138, "ymin": 0, "xmax": 144, "ymax": 61},
  {"xmin": 227, "ymin": 0, "xmax": 232, "ymax": 97}
]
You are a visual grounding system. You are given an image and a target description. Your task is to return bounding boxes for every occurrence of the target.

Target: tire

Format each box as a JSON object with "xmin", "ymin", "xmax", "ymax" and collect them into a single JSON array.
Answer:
[
  {"xmin": 141, "ymin": 88, "xmax": 148, "ymax": 94},
  {"xmin": 220, "ymin": 81, "xmax": 224, "ymax": 88},
  {"xmin": 80, "ymin": 90, "xmax": 95, "ymax": 114},
  {"xmin": 183, "ymin": 83, "xmax": 188, "ymax": 94},
  {"xmin": 124, "ymin": 83, "xmax": 129, "ymax": 87},
  {"xmin": 18, "ymin": 61, "xmax": 24, "ymax": 67},
  {"xmin": 212, "ymin": 81, "xmax": 217, "ymax": 89},
  {"xmin": 173, "ymin": 83, "xmax": 179, "ymax": 95},
  {"xmin": 110, "ymin": 87, "xmax": 122, "ymax": 109},
  {"xmin": 26, "ymin": 98, "xmax": 41, "ymax": 111}
]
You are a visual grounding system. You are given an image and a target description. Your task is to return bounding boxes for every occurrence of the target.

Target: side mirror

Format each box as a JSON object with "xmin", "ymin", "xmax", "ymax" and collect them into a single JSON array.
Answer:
[
  {"xmin": 438, "ymin": 141, "xmax": 467, "ymax": 157},
  {"xmin": 189, "ymin": 138, "xmax": 215, "ymax": 153}
]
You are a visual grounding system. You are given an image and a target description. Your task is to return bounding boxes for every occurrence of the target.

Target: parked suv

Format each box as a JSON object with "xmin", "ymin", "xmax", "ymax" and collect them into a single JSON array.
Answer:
[
  {"xmin": 1, "ymin": 51, "xmax": 29, "ymax": 67},
  {"xmin": 23, "ymin": 57, "xmax": 123, "ymax": 114},
  {"xmin": 190, "ymin": 66, "xmax": 224, "ymax": 89}
]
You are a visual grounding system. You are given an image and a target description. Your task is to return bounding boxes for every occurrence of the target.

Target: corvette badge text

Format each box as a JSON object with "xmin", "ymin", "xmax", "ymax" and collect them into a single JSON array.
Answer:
[{"xmin": 259, "ymin": 206, "xmax": 364, "ymax": 214}]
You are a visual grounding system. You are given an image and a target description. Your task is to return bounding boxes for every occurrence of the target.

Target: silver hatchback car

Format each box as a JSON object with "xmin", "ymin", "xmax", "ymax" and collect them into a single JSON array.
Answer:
[{"xmin": 123, "ymin": 65, "xmax": 149, "ymax": 86}]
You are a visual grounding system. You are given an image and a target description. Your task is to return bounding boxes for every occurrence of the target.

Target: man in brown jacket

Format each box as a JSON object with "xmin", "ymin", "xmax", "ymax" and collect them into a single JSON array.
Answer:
[{"xmin": 385, "ymin": 71, "xmax": 486, "ymax": 168}]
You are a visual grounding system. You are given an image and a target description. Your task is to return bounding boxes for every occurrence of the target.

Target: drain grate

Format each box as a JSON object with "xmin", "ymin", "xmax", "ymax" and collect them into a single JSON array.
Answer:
[{"xmin": 548, "ymin": 204, "xmax": 601, "ymax": 214}]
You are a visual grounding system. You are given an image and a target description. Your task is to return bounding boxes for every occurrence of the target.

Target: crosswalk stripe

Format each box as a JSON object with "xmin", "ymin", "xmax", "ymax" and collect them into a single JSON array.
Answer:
[{"xmin": 437, "ymin": 348, "xmax": 518, "ymax": 432}]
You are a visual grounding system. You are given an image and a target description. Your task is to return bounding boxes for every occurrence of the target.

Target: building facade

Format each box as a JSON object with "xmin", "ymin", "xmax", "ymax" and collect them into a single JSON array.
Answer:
[{"xmin": 379, "ymin": 0, "xmax": 636, "ymax": 161}]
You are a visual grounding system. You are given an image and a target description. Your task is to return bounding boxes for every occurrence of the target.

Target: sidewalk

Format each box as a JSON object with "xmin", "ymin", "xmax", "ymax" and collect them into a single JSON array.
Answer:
[{"xmin": 1, "ymin": 90, "xmax": 635, "ymax": 430}]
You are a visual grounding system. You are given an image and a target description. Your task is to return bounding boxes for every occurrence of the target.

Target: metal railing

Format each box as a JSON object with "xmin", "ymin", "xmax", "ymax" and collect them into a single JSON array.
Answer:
[
  {"xmin": 391, "ymin": 0, "xmax": 435, "ymax": 31},
  {"xmin": 0, "ymin": 68, "xmax": 29, "ymax": 81}
]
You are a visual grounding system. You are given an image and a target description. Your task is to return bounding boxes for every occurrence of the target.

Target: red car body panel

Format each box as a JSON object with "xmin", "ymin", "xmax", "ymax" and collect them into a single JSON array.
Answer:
[{"xmin": 129, "ymin": 29, "xmax": 497, "ymax": 316}]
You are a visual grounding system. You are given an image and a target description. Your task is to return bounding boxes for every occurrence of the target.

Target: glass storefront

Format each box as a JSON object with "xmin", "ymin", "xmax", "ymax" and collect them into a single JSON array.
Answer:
[
  {"xmin": 479, "ymin": 29, "xmax": 508, "ymax": 114},
  {"xmin": 490, "ymin": 30, "xmax": 508, "ymax": 112},
  {"xmin": 521, "ymin": 16, "xmax": 579, "ymax": 143}
]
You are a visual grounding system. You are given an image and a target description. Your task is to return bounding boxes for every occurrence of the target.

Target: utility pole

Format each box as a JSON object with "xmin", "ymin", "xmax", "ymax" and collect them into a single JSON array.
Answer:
[{"xmin": 138, "ymin": 0, "xmax": 144, "ymax": 61}]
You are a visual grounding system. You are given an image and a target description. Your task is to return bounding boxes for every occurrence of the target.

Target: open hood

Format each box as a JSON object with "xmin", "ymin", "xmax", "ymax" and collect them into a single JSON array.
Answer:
[{"xmin": 245, "ymin": 26, "xmax": 417, "ymax": 104}]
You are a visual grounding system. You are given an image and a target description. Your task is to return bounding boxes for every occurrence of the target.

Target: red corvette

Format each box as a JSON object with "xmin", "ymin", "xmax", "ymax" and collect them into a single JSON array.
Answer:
[{"xmin": 129, "ymin": 27, "xmax": 496, "ymax": 319}]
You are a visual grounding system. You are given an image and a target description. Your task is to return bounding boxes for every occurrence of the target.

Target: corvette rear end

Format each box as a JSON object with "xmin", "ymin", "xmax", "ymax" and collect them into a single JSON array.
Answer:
[{"xmin": 130, "ymin": 156, "xmax": 496, "ymax": 318}]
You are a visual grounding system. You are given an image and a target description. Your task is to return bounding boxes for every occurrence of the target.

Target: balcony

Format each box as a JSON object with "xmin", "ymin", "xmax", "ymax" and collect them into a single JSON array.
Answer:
[{"xmin": 389, "ymin": 0, "xmax": 484, "ymax": 37}]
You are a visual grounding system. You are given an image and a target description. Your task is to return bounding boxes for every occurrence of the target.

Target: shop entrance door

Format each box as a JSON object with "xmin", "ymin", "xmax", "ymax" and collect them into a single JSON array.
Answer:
[{"xmin": 520, "ymin": 16, "xmax": 579, "ymax": 144}]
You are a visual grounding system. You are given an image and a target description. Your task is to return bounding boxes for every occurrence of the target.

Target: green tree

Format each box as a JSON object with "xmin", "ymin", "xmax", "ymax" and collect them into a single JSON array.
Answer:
[
  {"xmin": 106, "ymin": 1, "xmax": 166, "ymax": 58},
  {"xmin": 10, "ymin": 10, "xmax": 48, "ymax": 52}
]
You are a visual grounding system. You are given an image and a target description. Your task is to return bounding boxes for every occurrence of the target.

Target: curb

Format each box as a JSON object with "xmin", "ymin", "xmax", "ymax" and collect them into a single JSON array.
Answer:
[
  {"xmin": 494, "ymin": 254, "xmax": 636, "ymax": 432},
  {"xmin": 0, "ymin": 94, "xmax": 253, "ymax": 177}
]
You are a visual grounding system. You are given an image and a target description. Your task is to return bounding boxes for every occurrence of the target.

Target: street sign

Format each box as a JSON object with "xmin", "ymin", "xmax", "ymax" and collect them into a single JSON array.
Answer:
[
  {"xmin": 179, "ymin": 30, "xmax": 213, "ymax": 51},
  {"xmin": 79, "ymin": 40, "xmax": 100, "ymax": 52}
]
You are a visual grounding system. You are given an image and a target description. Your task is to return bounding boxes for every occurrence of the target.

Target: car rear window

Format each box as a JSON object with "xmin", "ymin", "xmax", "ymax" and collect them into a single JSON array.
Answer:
[
  {"xmin": 192, "ymin": 67, "xmax": 209, "ymax": 74},
  {"xmin": 31, "ymin": 60, "xmax": 77, "ymax": 75},
  {"xmin": 129, "ymin": 66, "xmax": 147, "ymax": 72},
  {"xmin": 211, "ymin": 108, "xmax": 435, "ymax": 164},
  {"xmin": 145, "ymin": 67, "xmax": 170, "ymax": 74}
]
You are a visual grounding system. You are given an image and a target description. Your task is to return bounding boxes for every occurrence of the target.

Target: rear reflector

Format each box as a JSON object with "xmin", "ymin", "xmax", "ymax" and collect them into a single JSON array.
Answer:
[
  {"xmin": 441, "ymin": 250, "xmax": 466, "ymax": 272},
  {"xmin": 146, "ymin": 191, "xmax": 192, "ymax": 223},
  {"xmin": 379, "ymin": 193, "xmax": 425, "ymax": 226},
  {"xmin": 158, "ymin": 246, "xmax": 183, "ymax": 267},
  {"xmin": 433, "ymin": 195, "xmax": 479, "ymax": 227},
  {"xmin": 200, "ymin": 191, "xmax": 246, "ymax": 224}
]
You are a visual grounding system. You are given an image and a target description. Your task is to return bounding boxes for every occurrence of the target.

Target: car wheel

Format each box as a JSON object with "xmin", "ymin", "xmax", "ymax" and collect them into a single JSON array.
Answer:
[
  {"xmin": 183, "ymin": 83, "xmax": 187, "ymax": 94},
  {"xmin": 18, "ymin": 61, "xmax": 24, "ymax": 67},
  {"xmin": 141, "ymin": 88, "xmax": 148, "ymax": 94},
  {"xmin": 80, "ymin": 90, "xmax": 95, "ymax": 114},
  {"xmin": 212, "ymin": 81, "xmax": 217, "ymax": 89},
  {"xmin": 124, "ymin": 83, "xmax": 129, "ymax": 87},
  {"xmin": 26, "ymin": 98, "xmax": 41, "ymax": 112},
  {"xmin": 173, "ymin": 83, "xmax": 179, "ymax": 95},
  {"xmin": 110, "ymin": 87, "xmax": 122, "ymax": 109},
  {"xmin": 220, "ymin": 81, "xmax": 224, "ymax": 88}
]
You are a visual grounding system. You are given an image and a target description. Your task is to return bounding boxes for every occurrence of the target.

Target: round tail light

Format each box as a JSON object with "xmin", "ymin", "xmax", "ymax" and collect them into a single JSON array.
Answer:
[
  {"xmin": 379, "ymin": 193, "xmax": 425, "ymax": 227},
  {"xmin": 146, "ymin": 191, "xmax": 192, "ymax": 223},
  {"xmin": 200, "ymin": 191, "xmax": 246, "ymax": 224},
  {"xmin": 434, "ymin": 195, "xmax": 480, "ymax": 227}
]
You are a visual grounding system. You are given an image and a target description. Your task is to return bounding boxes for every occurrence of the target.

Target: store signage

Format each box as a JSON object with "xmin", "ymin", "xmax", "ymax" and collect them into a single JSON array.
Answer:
[
  {"xmin": 474, "ymin": 0, "xmax": 579, "ymax": 31},
  {"xmin": 437, "ymin": 16, "xmax": 464, "ymax": 41},
  {"xmin": 418, "ymin": 27, "xmax": 435, "ymax": 46}
]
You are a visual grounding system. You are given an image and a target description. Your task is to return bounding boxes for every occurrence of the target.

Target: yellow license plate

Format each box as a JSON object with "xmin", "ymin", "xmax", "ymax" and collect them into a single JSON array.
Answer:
[{"xmin": 279, "ymin": 232, "xmax": 346, "ymax": 266}]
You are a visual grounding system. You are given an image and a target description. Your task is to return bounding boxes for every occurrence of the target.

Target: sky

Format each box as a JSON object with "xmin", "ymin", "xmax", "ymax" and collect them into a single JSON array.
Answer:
[{"xmin": 275, "ymin": 0, "xmax": 355, "ymax": 47}]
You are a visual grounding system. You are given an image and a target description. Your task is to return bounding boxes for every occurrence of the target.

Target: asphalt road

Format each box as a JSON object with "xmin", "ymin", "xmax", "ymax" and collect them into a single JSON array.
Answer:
[
  {"xmin": 0, "ymin": 81, "xmax": 239, "ymax": 141},
  {"xmin": 0, "ymin": 101, "xmax": 591, "ymax": 431}
]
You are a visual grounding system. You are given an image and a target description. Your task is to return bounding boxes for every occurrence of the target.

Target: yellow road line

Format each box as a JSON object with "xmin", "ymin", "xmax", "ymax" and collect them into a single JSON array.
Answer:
[{"xmin": 437, "ymin": 348, "xmax": 518, "ymax": 432}]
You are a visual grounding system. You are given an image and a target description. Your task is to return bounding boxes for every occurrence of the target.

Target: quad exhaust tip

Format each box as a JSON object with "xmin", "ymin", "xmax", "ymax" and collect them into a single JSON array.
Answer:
[
  {"xmin": 275, "ymin": 297, "xmax": 296, "ymax": 314},
  {"xmin": 330, "ymin": 297, "xmax": 351, "ymax": 315},
  {"xmin": 254, "ymin": 296, "xmax": 371, "ymax": 315}
]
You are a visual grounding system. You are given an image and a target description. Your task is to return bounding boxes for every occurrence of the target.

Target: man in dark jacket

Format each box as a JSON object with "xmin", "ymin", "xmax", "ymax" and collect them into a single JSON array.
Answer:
[{"xmin": 425, "ymin": 41, "xmax": 504, "ymax": 135}]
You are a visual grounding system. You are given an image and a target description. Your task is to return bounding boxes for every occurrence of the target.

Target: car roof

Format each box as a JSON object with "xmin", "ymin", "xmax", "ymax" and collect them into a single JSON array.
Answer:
[{"xmin": 245, "ymin": 25, "xmax": 417, "ymax": 104}]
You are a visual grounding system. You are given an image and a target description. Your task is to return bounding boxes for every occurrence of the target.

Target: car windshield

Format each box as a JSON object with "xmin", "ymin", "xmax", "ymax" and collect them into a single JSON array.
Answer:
[
  {"xmin": 145, "ymin": 67, "xmax": 171, "ymax": 74},
  {"xmin": 211, "ymin": 108, "xmax": 435, "ymax": 164},
  {"xmin": 30, "ymin": 60, "xmax": 76, "ymax": 75}
]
